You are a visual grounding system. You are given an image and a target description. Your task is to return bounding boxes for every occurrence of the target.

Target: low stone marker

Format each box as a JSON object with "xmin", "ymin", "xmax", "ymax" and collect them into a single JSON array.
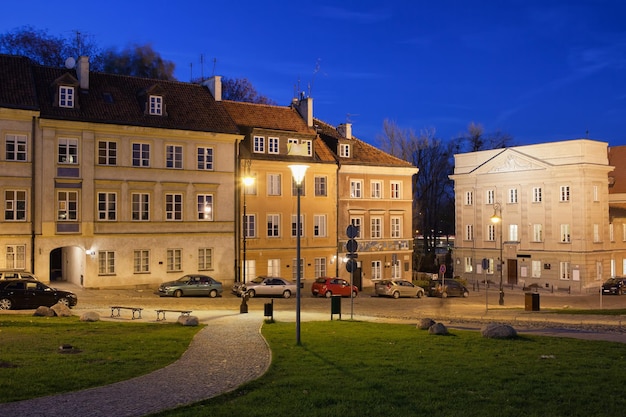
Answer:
[
  {"xmin": 417, "ymin": 318, "xmax": 435, "ymax": 330},
  {"xmin": 428, "ymin": 322, "xmax": 449, "ymax": 335},
  {"xmin": 481, "ymin": 323, "xmax": 517, "ymax": 339},
  {"xmin": 50, "ymin": 303, "xmax": 72, "ymax": 317},
  {"xmin": 177, "ymin": 315, "xmax": 199, "ymax": 326},
  {"xmin": 33, "ymin": 306, "xmax": 55, "ymax": 317},
  {"xmin": 80, "ymin": 311, "xmax": 100, "ymax": 322}
]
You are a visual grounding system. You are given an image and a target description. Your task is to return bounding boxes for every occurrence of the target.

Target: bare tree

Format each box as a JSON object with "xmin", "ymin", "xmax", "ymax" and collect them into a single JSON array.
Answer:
[
  {"xmin": 459, "ymin": 121, "xmax": 514, "ymax": 152},
  {"xmin": 101, "ymin": 44, "xmax": 176, "ymax": 80},
  {"xmin": 222, "ymin": 77, "xmax": 276, "ymax": 104}
]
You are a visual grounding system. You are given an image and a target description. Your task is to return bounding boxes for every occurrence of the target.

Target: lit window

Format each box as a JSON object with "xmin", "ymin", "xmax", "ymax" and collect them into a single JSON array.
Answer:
[
  {"xmin": 59, "ymin": 86, "xmax": 74, "ymax": 108},
  {"xmin": 533, "ymin": 224, "xmax": 543, "ymax": 242},
  {"xmin": 5, "ymin": 190, "xmax": 26, "ymax": 221},
  {"xmin": 350, "ymin": 180, "xmax": 362, "ymax": 198},
  {"xmin": 57, "ymin": 191, "xmax": 78, "ymax": 221},
  {"xmin": 149, "ymin": 95, "xmax": 163, "ymax": 115},
  {"xmin": 197, "ymin": 147, "xmax": 213, "ymax": 170},
  {"xmin": 560, "ymin": 224, "xmax": 571, "ymax": 243},
  {"xmin": 197, "ymin": 194, "xmax": 213, "ymax": 221},
  {"xmin": 58, "ymin": 138, "xmax": 78, "ymax": 164},
  {"xmin": 6, "ymin": 134, "xmax": 27, "ymax": 161}
]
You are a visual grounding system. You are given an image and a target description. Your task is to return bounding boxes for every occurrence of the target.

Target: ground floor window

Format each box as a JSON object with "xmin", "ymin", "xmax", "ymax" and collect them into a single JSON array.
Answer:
[
  {"xmin": 5, "ymin": 245, "xmax": 25, "ymax": 269},
  {"xmin": 133, "ymin": 250, "xmax": 150, "ymax": 273},
  {"xmin": 198, "ymin": 248, "xmax": 213, "ymax": 270},
  {"xmin": 531, "ymin": 260, "xmax": 541, "ymax": 278},
  {"xmin": 291, "ymin": 257, "xmax": 304, "ymax": 280},
  {"xmin": 167, "ymin": 249, "xmax": 182, "ymax": 272},
  {"xmin": 371, "ymin": 260, "xmax": 382, "ymax": 280},
  {"xmin": 267, "ymin": 259, "xmax": 280, "ymax": 277},
  {"xmin": 98, "ymin": 251, "xmax": 115, "ymax": 275},
  {"xmin": 314, "ymin": 257, "xmax": 326, "ymax": 278}
]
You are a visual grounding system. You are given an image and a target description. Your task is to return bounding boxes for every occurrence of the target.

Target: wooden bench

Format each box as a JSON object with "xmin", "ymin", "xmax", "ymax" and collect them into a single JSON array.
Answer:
[
  {"xmin": 110, "ymin": 306, "xmax": 143, "ymax": 320},
  {"xmin": 155, "ymin": 309, "xmax": 193, "ymax": 321}
]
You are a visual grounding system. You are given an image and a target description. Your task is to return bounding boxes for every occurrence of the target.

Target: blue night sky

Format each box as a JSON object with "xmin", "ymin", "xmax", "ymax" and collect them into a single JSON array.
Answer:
[{"xmin": 3, "ymin": 0, "xmax": 626, "ymax": 147}]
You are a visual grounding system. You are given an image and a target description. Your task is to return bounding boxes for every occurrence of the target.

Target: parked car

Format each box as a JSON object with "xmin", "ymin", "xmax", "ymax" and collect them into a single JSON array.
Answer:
[
  {"xmin": 375, "ymin": 280, "xmax": 425, "ymax": 299},
  {"xmin": 427, "ymin": 279, "xmax": 470, "ymax": 298},
  {"xmin": 311, "ymin": 277, "xmax": 358, "ymax": 298},
  {"xmin": 601, "ymin": 277, "xmax": 626, "ymax": 295},
  {"xmin": 233, "ymin": 276, "xmax": 297, "ymax": 298},
  {"xmin": 0, "ymin": 270, "xmax": 39, "ymax": 280},
  {"xmin": 0, "ymin": 279, "xmax": 78, "ymax": 310},
  {"xmin": 157, "ymin": 274, "xmax": 223, "ymax": 298}
]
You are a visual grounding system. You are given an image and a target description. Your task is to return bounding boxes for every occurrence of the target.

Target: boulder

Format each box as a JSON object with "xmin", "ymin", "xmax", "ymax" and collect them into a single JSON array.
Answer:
[
  {"xmin": 428, "ymin": 322, "xmax": 449, "ymax": 335},
  {"xmin": 50, "ymin": 303, "xmax": 72, "ymax": 317},
  {"xmin": 33, "ymin": 306, "xmax": 54, "ymax": 317},
  {"xmin": 80, "ymin": 311, "xmax": 100, "ymax": 322},
  {"xmin": 481, "ymin": 323, "xmax": 517, "ymax": 339},
  {"xmin": 177, "ymin": 315, "xmax": 199, "ymax": 326},
  {"xmin": 417, "ymin": 318, "xmax": 435, "ymax": 330}
]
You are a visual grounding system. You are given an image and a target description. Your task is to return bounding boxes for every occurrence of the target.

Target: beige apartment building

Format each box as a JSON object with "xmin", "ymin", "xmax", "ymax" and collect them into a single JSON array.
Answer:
[{"xmin": 450, "ymin": 139, "xmax": 618, "ymax": 293}]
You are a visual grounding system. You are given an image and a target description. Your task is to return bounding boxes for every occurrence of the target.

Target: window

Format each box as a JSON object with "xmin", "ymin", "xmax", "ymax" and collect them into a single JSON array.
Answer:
[
  {"xmin": 132, "ymin": 193, "xmax": 150, "ymax": 221},
  {"xmin": 57, "ymin": 191, "xmax": 78, "ymax": 221},
  {"xmin": 391, "ymin": 217, "xmax": 402, "ymax": 238},
  {"xmin": 268, "ymin": 174, "xmax": 281, "ymax": 196},
  {"xmin": 288, "ymin": 139, "xmax": 313, "ymax": 156},
  {"xmin": 486, "ymin": 190, "xmax": 494, "ymax": 205},
  {"xmin": 610, "ymin": 223, "xmax": 614, "ymax": 242},
  {"xmin": 165, "ymin": 193, "xmax": 183, "ymax": 221},
  {"xmin": 197, "ymin": 194, "xmax": 213, "ymax": 221},
  {"xmin": 268, "ymin": 137, "xmax": 279, "ymax": 154},
  {"xmin": 253, "ymin": 136, "xmax": 265, "ymax": 153},
  {"xmin": 465, "ymin": 224, "xmax": 474, "ymax": 240},
  {"xmin": 593, "ymin": 185, "xmax": 599, "ymax": 202},
  {"xmin": 314, "ymin": 258, "xmax": 326, "ymax": 279},
  {"xmin": 267, "ymin": 214, "xmax": 280, "ymax": 237},
  {"xmin": 350, "ymin": 217, "xmax": 363, "ymax": 238},
  {"xmin": 98, "ymin": 251, "xmax": 115, "ymax": 274},
  {"xmin": 5, "ymin": 190, "xmax": 26, "ymax": 221},
  {"xmin": 371, "ymin": 181, "xmax": 382, "ymax": 198},
  {"xmin": 559, "ymin": 261, "xmax": 570, "ymax": 280},
  {"xmin": 197, "ymin": 147, "xmax": 214, "ymax": 170},
  {"xmin": 464, "ymin": 191, "xmax": 473, "ymax": 205},
  {"xmin": 560, "ymin": 224, "xmax": 571, "ymax": 243},
  {"xmin": 267, "ymin": 259, "xmax": 279, "ymax": 277},
  {"xmin": 508, "ymin": 188, "xmax": 518, "ymax": 203},
  {"xmin": 58, "ymin": 138, "xmax": 78, "ymax": 164},
  {"xmin": 593, "ymin": 224, "xmax": 600, "ymax": 242},
  {"xmin": 560, "ymin": 186, "xmax": 570, "ymax": 202},
  {"xmin": 314, "ymin": 176, "xmax": 327, "ymax": 196},
  {"xmin": 167, "ymin": 249, "xmax": 182, "ymax": 272},
  {"xmin": 532, "ymin": 187, "xmax": 542, "ymax": 203},
  {"xmin": 198, "ymin": 248, "xmax": 213, "ymax": 270},
  {"xmin": 291, "ymin": 214, "xmax": 303, "ymax": 237},
  {"xmin": 97, "ymin": 192, "xmax": 116, "ymax": 221},
  {"xmin": 371, "ymin": 217, "xmax": 382, "ymax": 239},
  {"xmin": 166, "ymin": 145, "xmax": 183, "ymax": 169},
  {"xmin": 5, "ymin": 245, "xmax": 25, "ymax": 269},
  {"xmin": 291, "ymin": 177, "xmax": 306, "ymax": 196},
  {"xmin": 350, "ymin": 180, "xmax": 362, "ymax": 198},
  {"xmin": 533, "ymin": 224, "xmax": 543, "ymax": 242},
  {"xmin": 532, "ymin": 260, "xmax": 541, "ymax": 278},
  {"xmin": 149, "ymin": 95, "xmax": 163, "ymax": 115},
  {"xmin": 464, "ymin": 257, "xmax": 473, "ymax": 273},
  {"xmin": 623, "ymin": 224, "xmax": 626, "ymax": 242},
  {"xmin": 391, "ymin": 261, "xmax": 401, "ymax": 279},
  {"xmin": 487, "ymin": 224, "xmax": 496, "ymax": 241},
  {"xmin": 314, "ymin": 214, "xmax": 327, "ymax": 237},
  {"xmin": 371, "ymin": 260, "xmax": 382, "ymax": 280},
  {"xmin": 133, "ymin": 250, "xmax": 150, "ymax": 273},
  {"xmin": 509, "ymin": 224, "xmax": 518, "ymax": 241},
  {"xmin": 291, "ymin": 257, "xmax": 304, "ymax": 281},
  {"xmin": 6, "ymin": 134, "xmax": 27, "ymax": 161},
  {"xmin": 98, "ymin": 141, "xmax": 117, "ymax": 165},
  {"xmin": 302, "ymin": 140, "xmax": 312, "ymax": 156},
  {"xmin": 390, "ymin": 182, "xmax": 401, "ymax": 199},
  {"xmin": 244, "ymin": 214, "xmax": 256, "ymax": 238},
  {"xmin": 132, "ymin": 143, "xmax": 150, "ymax": 167},
  {"xmin": 59, "ymin": 86, "xmax": 74, "ymax": 108},
  {"xmin": 340, "ymin": 143, "xmax": 350, "ymax": 158}
]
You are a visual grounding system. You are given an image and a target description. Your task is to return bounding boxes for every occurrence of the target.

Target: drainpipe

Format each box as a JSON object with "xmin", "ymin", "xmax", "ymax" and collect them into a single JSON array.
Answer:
[{"xmin": 30, "ymin": 116, "xmax": 36, "ymax": 273}]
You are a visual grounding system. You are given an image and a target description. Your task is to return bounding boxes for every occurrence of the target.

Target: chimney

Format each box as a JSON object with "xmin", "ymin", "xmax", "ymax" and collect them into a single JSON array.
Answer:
[
  {"xmin": 203, "ymin": 76, "xmax": 222, "ymax": 101},
  {"xmin": 294, "ymin": 96, "xmax": 314, "ymax": 127},
  {"xmin": 77, "ymin": 56, "xmax": 89, "ymax": 90},
  {"xmin": 338, "ymin": 123, "xmax": 352, "ymax": 139}
]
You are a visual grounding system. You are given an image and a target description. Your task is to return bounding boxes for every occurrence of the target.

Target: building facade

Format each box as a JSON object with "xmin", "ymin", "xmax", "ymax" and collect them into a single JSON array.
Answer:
[{"xmin": 450, "ymin": 139, "xmax": 616, "ymax": 293}]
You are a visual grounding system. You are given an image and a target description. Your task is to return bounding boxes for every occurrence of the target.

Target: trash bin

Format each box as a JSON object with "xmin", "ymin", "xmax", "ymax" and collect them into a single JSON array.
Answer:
[
  {"xmin": 525, "ymin": 292, "xmax": 540, "ymax": 311},
  {"xmin": 264, "ymin": 301, "xmax": 273, "ymax": 318},
  {"xmin": 331, "ymin": 295, "xmax": 341, "ymax": 319}
]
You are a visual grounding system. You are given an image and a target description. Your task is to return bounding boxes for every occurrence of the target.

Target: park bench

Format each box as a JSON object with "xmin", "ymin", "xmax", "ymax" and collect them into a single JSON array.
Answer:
[
  {"xmin": 155, "ymin": 309, "xmax": 193, "ymax": 321},
  {"xmin": 110, "ymin": 306, "xmax": 143, "ymax": 320}
]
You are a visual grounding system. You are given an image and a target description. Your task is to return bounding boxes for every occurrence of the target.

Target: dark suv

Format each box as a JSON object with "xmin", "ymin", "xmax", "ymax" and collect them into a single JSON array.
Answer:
[
  {"xmin": 0, "ymin": 279, "xmax": 78, "ymax": 310},
  {"xmin": 601, "ymin": 277, "xmax": 626, "ymax": 295},
  {"xmin": 427, "ymin": 279, "xmax": 470, "ymax": 298}
]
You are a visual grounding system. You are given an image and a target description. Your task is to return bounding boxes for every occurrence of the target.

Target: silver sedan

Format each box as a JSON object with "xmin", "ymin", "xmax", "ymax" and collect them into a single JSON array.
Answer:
[
  {"xmin": 235, "ymin": 276, "xmax": 297, "ymax": 298},
  {"xmin": 375, "ymin": 280, "xmax": 425, "ymax": 299}
]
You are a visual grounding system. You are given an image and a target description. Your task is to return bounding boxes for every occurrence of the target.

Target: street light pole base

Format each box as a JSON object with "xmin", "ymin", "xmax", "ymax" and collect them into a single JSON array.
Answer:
[{"xmin": 499, "ymin": 290, "xmax": 505, "ymax": 306}]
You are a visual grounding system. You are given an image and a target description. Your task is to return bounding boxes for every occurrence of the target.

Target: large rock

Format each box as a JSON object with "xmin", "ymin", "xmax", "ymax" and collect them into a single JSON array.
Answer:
[
  {"xmin": 428, "ymin": 322, "xmax": 449, "ymax": 335},
  {"xmin": 33, "ymin": 306, "xmax": 55, "ymax": 317},
  {"xmin": 50, "ymin": 303, "xmax": 72, "ymax": 317},
  {"xmin": 80, "ymin": 311, "xmax": 100, "ymax": 322},
  {"xmin": 417, "ymin": 318, "xmax": 435, "ymax": 330},
  {"xmin": 177, "ymin": 315, "xmax": 199, "ymax": 326},
  {"xmin": 481, "ymin": 323, "xmax": 517, "ymax": 339}
]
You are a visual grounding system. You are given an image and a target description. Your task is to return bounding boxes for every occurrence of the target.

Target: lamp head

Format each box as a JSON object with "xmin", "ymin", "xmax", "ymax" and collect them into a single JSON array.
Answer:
[{"xmin": 288, "ymin": 164, "xmax": 309, "ymax": 185}]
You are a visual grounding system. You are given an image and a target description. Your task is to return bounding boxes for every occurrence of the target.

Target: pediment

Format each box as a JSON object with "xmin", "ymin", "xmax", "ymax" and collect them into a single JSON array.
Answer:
[
  {"xmin": 476, "ymin": 149, "xmax": 550, "ymax": 174},
  {"xmin": 51, "ymin": 73, "xmax": 78, "ymax": 87}
]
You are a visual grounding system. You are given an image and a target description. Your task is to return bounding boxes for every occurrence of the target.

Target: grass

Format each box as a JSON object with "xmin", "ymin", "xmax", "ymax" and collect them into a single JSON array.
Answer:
[
  {"xmin": 153, "ymin": 320, "xmax": 626, "ymax": 417},
  {"xmin": 0, "ymin": 315, "xmax": 201, "ymax": 403}
]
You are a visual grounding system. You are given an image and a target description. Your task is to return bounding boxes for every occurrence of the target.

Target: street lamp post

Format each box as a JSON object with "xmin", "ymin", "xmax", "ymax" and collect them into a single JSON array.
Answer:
[
  {"xmin": 240, "ymin": 167, "xmax": 255, "ymax": 315},
  {"xmin": 289, "ymin": 164, "xmax": 309, "ymax": 346},
  {"xmin": 490, "ymin": 202, "xmax": 505, "ymax": 305}
]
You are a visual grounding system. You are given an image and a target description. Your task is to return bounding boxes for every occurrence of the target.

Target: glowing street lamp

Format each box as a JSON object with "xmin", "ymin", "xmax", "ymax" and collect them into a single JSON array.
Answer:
[
  {"xmin": 289, "ymin": 164, "xmax": 308, "ymax": 345},
  {"xmin": 490, "ymin": 202, "xmax": 505, "ymax": 305}
]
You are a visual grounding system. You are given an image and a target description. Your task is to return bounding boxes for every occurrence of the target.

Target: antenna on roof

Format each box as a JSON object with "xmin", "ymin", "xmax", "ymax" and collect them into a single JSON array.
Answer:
[
  {"xmin": 309, "ymin": 58, "xmax": 322, "ymax": 97},
  {"xmin": 212, "ymin": 57, "xmax": 217, "ymax": 76},
  {"xmin": 346, "ymin": 113, "xmax": 359, "ymax": 124},
  {"xmin": 200, "ymin": 54, "xmax": 205, "ymax": 81}
]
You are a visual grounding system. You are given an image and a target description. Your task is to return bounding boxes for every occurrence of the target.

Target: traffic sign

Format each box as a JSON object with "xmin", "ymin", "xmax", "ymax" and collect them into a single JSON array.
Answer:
[
  {"xmin": 346, "ymin": 259, "xmax": 357, "ymax": 273},
  {"xmin": 346, "ymin": 224, "xmax": 359, "ymax": 239},
  {"xmin": 346, "ymin": 238, "xmax": 358, "ymax": 253},
  {"xmin": 346, "ymin": 253, "xmax": 359, "ymax": 259}
]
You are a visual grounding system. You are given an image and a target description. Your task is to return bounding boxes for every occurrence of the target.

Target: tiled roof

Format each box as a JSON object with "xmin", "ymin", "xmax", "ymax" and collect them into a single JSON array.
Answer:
[
  {"xmin": 609, "ymin": 145, "xmax": 626, "ymax": 194},
  {"xmin": 315, "ymin": 118, "xmax": 415, "ymax": 168},
  {"xmin": 0, "ymin": 54, "xmax": 39, "ymax": 110},
  {"xmin": 222, "ymin": 100, "xmax": 315, "ymax": 134},
  {"xmin": 29, "ymin": 63, "xmax": 239, "ymax": 134}
]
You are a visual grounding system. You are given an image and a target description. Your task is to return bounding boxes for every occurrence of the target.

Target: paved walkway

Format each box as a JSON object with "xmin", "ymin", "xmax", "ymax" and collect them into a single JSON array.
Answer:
[{"xmin": 0, "ymin": 312, "xmax": 271, "ymax": 417}]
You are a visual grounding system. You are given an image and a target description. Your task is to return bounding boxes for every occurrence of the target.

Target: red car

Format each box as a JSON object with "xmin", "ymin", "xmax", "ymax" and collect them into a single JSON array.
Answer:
[{"xmin": 311, "ymin": 277, "xmax": 358, "ymax": 298}]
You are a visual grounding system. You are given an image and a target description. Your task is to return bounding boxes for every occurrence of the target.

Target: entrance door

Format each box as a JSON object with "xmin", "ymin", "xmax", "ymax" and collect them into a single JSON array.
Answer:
[{"xmin": 507, "ymin": 259, "xmax": 518, "ymax": 285}]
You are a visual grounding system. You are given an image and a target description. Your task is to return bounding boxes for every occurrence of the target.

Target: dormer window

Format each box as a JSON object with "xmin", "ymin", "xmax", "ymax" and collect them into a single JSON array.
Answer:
[
  {"xmin": 149, "ymin": 95, "xmax": 163, "ymax": 115},
  {"xmin": 340, "ymin": 143, "xmax": 351, "ymax": 158},
  {"xmin": 59, "ymin": 86, "xmax": 75, "ymax": 108}
]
